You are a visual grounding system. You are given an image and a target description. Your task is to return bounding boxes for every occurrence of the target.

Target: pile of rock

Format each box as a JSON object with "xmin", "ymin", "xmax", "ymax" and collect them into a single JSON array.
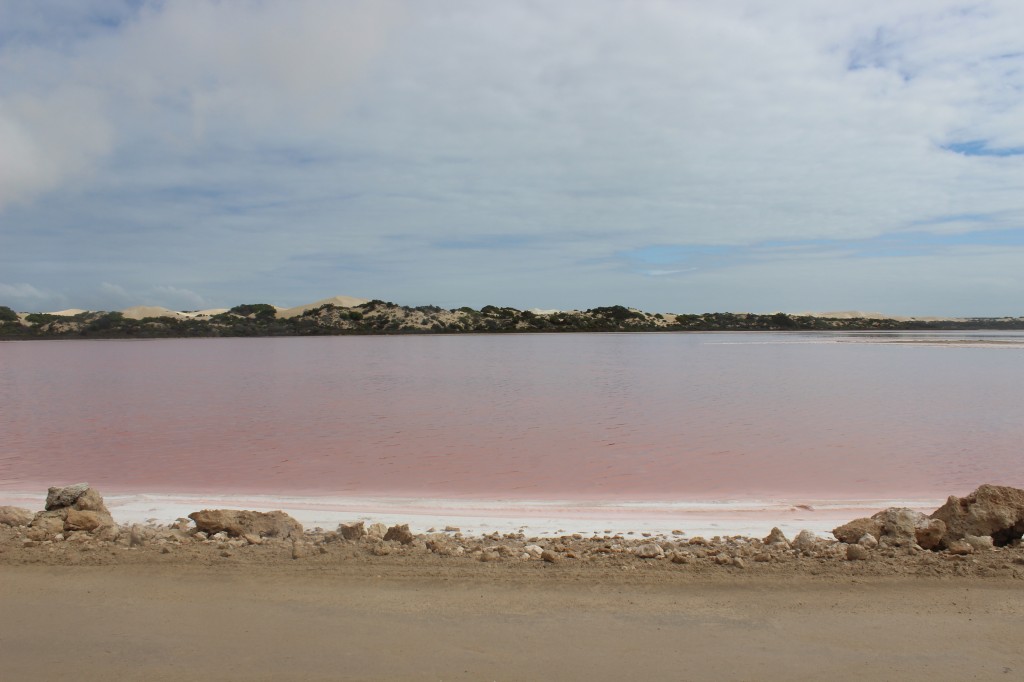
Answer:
[
  {"xmin": 0, "ymin": 486, "xmax": 311, "ymax": 554},
  {"xmin": 833, "ymin": 484, "xmax": 1024, "ymax": 557},
  {"xmin": 0, "ymin": 483, "xmax": 117, "ymax": 541},
  {"xmin": 188, "ymin": 509, "xmax": 303, "ymax": 540}
]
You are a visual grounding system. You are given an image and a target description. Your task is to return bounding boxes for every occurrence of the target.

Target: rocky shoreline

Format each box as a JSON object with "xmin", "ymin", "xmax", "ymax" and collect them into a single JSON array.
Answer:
[{"xmin": 3, "ymin": 483, "xmax": 1024, "ymax": 580}]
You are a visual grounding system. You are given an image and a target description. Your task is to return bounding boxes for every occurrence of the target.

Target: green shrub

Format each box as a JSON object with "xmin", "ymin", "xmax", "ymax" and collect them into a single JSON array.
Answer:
[
  {"xmin": 587, "ymin": 305, "xmax": 642, "ymax": 321},
  {"xmin": 229, "ymin": 303, "xmax": 277, "ymax": 320}
]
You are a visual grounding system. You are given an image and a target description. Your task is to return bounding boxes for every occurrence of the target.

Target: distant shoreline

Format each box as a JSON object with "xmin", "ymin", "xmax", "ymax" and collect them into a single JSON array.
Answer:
[{"xmin": 3, "ymin": 298, "xmax": 1023, "ymax": 339}]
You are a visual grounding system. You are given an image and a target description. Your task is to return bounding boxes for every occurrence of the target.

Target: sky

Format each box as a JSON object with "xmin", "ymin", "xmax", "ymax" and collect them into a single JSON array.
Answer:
[{"xmin": 1, "ymin": 0, "xmax": 1023, "ymax": 316}]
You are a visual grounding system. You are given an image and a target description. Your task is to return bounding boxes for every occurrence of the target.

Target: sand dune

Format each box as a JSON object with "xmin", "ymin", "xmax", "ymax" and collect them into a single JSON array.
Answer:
[
  {"xmin": 120, "ymin": 306, "xmax": 229, "ymax": 320},
  {"xmin": 120, "ymin": 305, "xmax": 186, "ymax": 320},
  {"xmin": 793, "ymin": 310, "xmax": 954, "ymax": 322},
  {"xmin": 276, "ymin": 295, "xmax": 370, "ymax": 319},
  {"xmin": 43, "ymin": 308, "xmax": 90, "ymax": 316},
  {"xmin": 179, "ymin": 308, "xmax": 229, "ymax": 319}
]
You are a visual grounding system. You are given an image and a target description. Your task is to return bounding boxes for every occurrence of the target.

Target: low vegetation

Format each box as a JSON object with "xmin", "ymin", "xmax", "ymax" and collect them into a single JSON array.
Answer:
[{"xmin": 1, "ymin": 300, "xmax": 1023, "ymax": 339}]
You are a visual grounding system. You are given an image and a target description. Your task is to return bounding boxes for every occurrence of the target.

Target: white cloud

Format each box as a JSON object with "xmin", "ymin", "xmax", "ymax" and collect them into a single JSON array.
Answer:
[
  {"xmin": 1, "ymin": 1, "xmax": 1023, "ymax": 314},
  {"xmin": 100, "ymin": 282, "xmax": 131, "ymax": 299},
  {"xmin": 0, "ymin": 89, "xmax": 112, "ymax": 209},
  {"xmin": 0, "ymin": 283, "xmax": 62, "ymax": 310},
  {"xmin": 150, "ymin": 285, "xmax": 207, "ymax": 309},
  {"xmin": 0, "ymin": 282, "xmax": 49, "ymax": 300}
]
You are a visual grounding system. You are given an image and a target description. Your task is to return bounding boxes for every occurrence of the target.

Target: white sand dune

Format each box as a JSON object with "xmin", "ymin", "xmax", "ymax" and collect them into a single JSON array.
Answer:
[
  {"xmin": 276, "ymin": 295, "xmax": 370, "ymax": 319},
  {"xmin": 792, "ymin": 310, "xmax": 955, "ymax": 322},
  {"xmin": 44, "ymin": 308, "xmax": 90, "ymax": 316},
  {"xmin": 179, "ymin": 308, "xmax": 229, "ymax": 319},
  {"xmin": 121, "ymin": 306, "xmax": 230, "ymax": 320},
  {"xmin": 120, "ymin": 305, "xmax": 187, "ymax": 320}
]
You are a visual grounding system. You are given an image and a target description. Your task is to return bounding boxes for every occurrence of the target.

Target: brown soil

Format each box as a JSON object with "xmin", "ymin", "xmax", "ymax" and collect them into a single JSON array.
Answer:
[
  {"xmin": 4, "ymin": 523, "xmax": 1024, "ymax": 580},
  {"xmin": 4, "ymin": 524, "xmax": 1024, "ymax": 680}
]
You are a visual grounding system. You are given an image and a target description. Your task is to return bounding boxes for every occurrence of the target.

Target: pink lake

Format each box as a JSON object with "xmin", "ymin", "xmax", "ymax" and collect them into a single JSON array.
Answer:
[{"xmin": 2, "ymin": 332, "xmax": 1023, "ymax": 507}]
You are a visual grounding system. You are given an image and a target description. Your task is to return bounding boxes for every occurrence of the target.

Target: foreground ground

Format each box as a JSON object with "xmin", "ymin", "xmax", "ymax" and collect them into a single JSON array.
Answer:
[
  {"xmin": 2, "ymin": 563, "xmax": 1021, "ymax": 681},
  {"xmin": 3, "ymin": 524, "xmax": 1024, "ymax": 681}
]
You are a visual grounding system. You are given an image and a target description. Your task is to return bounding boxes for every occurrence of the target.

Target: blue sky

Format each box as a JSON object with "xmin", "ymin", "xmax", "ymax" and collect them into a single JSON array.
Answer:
[{"xmin": 1, "ymin": 0, "xmax": 1023, "ymax": 316}]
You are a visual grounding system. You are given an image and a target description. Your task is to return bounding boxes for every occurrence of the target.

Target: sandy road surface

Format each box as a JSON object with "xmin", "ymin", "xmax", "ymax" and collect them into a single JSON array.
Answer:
[{"xmin": 2, "ymin": 565, "xmax": 1021, "ymax": 681}]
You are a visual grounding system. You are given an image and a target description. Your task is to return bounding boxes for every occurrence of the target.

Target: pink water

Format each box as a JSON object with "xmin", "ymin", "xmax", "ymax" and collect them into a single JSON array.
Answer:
[{"xmin": 2, "ymin": 332, "xmax": 1023, "ymax": 504}]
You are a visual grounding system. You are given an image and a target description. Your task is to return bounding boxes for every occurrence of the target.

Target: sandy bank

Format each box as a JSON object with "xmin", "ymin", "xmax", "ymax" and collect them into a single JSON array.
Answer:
[{"xmin": 2, "ymin": 563, "xmax": 1021, "ymax": 681}]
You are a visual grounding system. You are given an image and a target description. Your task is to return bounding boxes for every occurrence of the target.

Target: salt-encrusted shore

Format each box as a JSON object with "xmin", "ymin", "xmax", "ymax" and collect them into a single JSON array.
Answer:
[
  {"xmin": 0, "ymin": 488, "xmax": 947, "ymax": 539},
  {"xmin": 3, "ymin": 483, "xmax": 1024, "ymax": 576}
]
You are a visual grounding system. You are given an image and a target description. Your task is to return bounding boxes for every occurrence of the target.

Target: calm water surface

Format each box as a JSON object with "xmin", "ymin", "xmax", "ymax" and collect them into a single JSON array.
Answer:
[{"xmin": 2, "ymin": 332, "xmax": 1023, "ymax": 502}]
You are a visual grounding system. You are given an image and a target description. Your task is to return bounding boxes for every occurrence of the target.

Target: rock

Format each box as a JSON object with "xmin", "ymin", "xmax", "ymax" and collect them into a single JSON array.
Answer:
[
  {"xmin": 383, "ymin": 524, "xmax": 414, "ymax": 545},
  {"xmin": 847, "ymin": 544, "xmax": 870, "ymax": 561},
  {"xmin": 0, "ymin": 506, "xmax": 34, "ymax": 527},
  {"xmin": 792, "ymin": 530, "xmax": 820, "ymax": 552},
  {"xmin": 426, "ymin": 539, "xmax": 458, "ymax": 556},
  {"xmin": 930, "ymin": 485, "xmax": 1024, "ymax": 547},
  {"xmin": 30, "ymin": 487, "xmax": 115, "ymax": 535},
  {"xmin": 71, "ymin": 488, "xmax": 110, "ymax": 513},
  {"xmin": 541, "ymin": 549, "xmax": 559, "ymax": 563},
  {"xmin": 669, "ymin": 552, "xmax": 690, "ymax": 564},
  {"xmin": 963, "ymin": 535, "xmax": 995, "ymax": 552},
  {"xmin": 29, "ymin": 510, "xmax": 67, "ymax": 537},
  {"xmin": 372, "ymin": 543, "xmax": 392, "ymax": 556},
  {"xmin": 634, "ymin": 543, "xmax": 665, "ymax": 559},
  {"xmin": 25, "ymin": 529, "xmax": 48, "ymax": 542},
  {"xmin": 95, "ymin": 526, "xmax": 120, "ymax": 543},
  {"xmin": 64, "ymin": 509, "xmax": 113, "ymax": 533},
  {"xmin": 732, "ymin": 557, "xmax": 746, "ymax": 569},
  {"xmin": 291, "ymin": 541, "xmax": 315, "ymax": 559},
  {"xmin": 243, "ymin": 533, "xmax": 264, "ymax": 546},
  {"xmin": 947, "ymin": 539, "xmax": 975, "ymax": 556},
  {"xmin": 910, "ymin": 516, "xmax": 946, "ymax": 551},
  {"xmin": 858, "ymin": 534, "xmax": 879, "ymax": 549},
  {"xmin": 714, "ymin": 554, "xmax": 733, "ymax": 566},
  {"xmin": 42, "ymin": 483, "xmax": 110, "ymax": 514},
  {"xmin": 210, "ymin": 531, "xmax": 229, "ymax": 541},
  {"xmin": 44, "ymin": 482, "xmax": 91, "ymax": 510},
  {"xmin": 833, "ymin": 517, "xmax": 882, "ymax": 544},
  {"xmin": 524, "ymin": 544, "xmax": 544, "ymax": 558},
  {"xmin": 188, "ymin": 510, "xmax": 302, "ymax": 539},
  {"xmin": 366, "ymin": 523, "xmax": 388, "ymax": 539},
  {"xmin": 129, "ymin": 524, "xmax": 145, "ymax": 547},
  {"xmin": 763, "ymin": 527, "xmax": 789, "ymax": 546},
  {"xmin": 852, "ymin": 508, "xmax": 946, "ymax": 550},
  {"xmin": 338, "ymin": 521, "xmax": 366, "ymax": 541},
  {"xmin": 479, "ymin": 551, "xmax": 500, "ymax": 562},
  {"xmin": 444, "ymin": 526, "xmax": 461, "ymax": 532}
]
